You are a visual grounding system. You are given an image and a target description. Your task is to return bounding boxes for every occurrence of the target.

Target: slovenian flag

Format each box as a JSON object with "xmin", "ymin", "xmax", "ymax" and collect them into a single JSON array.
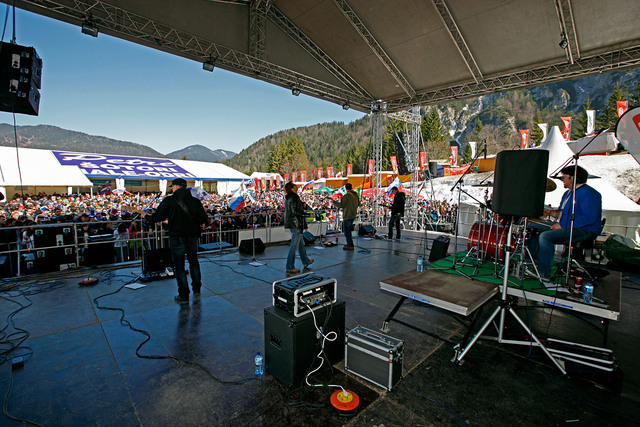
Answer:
[
  {"xmin": 99, "ymin": 182, "xmax": 112, "ymax": 195},
  {"xmin": 336, "ymin": 171, "xmax": 343, "ymax": 178},
  {"xmin": 301, "ymin": 180, "xmax": 314, "ymax": 192},
  {"xmin": 385, "ymin": 177, "xmax": 402, "ymax": 196},
  {"xmin": 227, "ymin": 189, "xmax": 245, "ymax": 212}
]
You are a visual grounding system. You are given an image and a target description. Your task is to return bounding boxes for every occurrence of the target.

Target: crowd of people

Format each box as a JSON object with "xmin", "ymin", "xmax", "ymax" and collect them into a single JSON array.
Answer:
[{"xmin": 0, "ymin": 187, "xmax": 459, "ymax": 256}]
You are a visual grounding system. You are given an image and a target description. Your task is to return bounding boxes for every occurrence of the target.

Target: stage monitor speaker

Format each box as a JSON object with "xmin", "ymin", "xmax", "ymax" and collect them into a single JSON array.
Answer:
[
  {"xmin": 264, "ymin": 301, "xmax": 345, "ymax": 386},
  {"xmin": 143, "ymin": 248, "xmax": 173, "ymax": 274},
  {"xmin": 239, "ymin": 238, "xmax": 265, "ymax": 254},
  {"xmin": 302, "ymin": 232, "xmax": 315, "ymax": 246},
  {"xmin": 359, "ymin": 225, "xmax": 376, "ymax": 236},
  {"xmin": 429, "ymin": 161, "xmax": 438, "ymax": 178},
  {"xmin": 492, "ymin": 150, "xmax": 549, "ymax": 218},
  {"xmin": 429, "ymin": 235, "xmax": 450, "ymax": 262}
]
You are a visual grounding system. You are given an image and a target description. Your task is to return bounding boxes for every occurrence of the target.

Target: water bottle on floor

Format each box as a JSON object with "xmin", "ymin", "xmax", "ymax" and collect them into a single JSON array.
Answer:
[
  {"xmin": 254, "ymin": 352, "xmax": 264, "ymax": 376},
  {"xmin": 417, "ymin": 256, "xmax": 423, "ymax": 273},
  {"xmin": 583, "ymin": 282, "xmax": 593, "ymax": 304}
]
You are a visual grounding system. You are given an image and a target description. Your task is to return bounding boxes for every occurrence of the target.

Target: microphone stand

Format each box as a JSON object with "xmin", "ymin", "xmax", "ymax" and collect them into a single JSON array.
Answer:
[{"xmin": 238, "ymin": 201, "xmax": 265, "ymax": 267}]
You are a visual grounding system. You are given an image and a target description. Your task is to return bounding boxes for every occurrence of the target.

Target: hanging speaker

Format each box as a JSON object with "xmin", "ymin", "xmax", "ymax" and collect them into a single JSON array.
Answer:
[{"xmin": 492, "ymin": 150, "xmax": 549, "ymax": 217}]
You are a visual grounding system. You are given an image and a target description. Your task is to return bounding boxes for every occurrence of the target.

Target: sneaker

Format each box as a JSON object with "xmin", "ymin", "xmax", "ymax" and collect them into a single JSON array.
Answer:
[
  {"xmin": 286, "ymin": 268, "xmax": 300, "ymax": 274},
  {"xmin": 304, "ymin": 259, "xmax": 314, "ymax": 268},
  {"xmin": 343, "ymin": 245, "xmax": 354, "ymax": 251},
  {"xmin": 174, "ymin": 295, "xmax": 189, "ymax": 304},
  {"xmin": 192, "ymin": 285, "xmax": 201, "ymax": 296}
]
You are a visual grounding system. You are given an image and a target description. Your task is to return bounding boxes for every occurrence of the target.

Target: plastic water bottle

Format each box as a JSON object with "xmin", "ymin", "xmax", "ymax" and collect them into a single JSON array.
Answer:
[
  {"xmin": 254, "ymin": 352, "xmax": 264, "ymax": 376},
  {"xmin": 583, "ymin": 282, "xmax": 593, "ymax": 304},
  {"xmin": 417, "ymin": 256, "xmax": 423, "ymax": 273}
]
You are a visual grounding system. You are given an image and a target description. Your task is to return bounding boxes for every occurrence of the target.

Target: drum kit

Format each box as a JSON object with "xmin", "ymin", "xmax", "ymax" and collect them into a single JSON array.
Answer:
[{"xmin": 461, "ymin": 178, "xmax": 558, "ymax": 278}]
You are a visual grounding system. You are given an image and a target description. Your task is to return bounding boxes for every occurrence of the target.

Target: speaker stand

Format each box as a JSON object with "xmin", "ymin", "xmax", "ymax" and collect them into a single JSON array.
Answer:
[{"xmin": 238, "ymin": 208, "xmax": 265, "ymax": 267}]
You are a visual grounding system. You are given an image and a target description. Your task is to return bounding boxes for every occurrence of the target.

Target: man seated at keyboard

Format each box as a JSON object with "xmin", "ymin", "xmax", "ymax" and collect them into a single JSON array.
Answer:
[{"xmin": 527, "ymin": 165, "xmax": 602, "ymax": 282}]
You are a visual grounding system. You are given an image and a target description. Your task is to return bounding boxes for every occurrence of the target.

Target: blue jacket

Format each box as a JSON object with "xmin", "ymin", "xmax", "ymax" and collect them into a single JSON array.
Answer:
[{"xmin": 558, "ymin": 184, "xmax": 602, "ymax": 235}]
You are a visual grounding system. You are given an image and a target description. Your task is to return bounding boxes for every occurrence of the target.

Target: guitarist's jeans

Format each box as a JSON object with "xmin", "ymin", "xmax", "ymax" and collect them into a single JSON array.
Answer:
[
  {"xmin": 528, "ymin": 228, "xmax": 595, "ymax": 280},
  {"xmin": 170, "ymin": 235, "xmax": 202, "ymax": 298},
  {"xmin": 388, "ymin": 214, "xmax": 402, "ymax": 239}
]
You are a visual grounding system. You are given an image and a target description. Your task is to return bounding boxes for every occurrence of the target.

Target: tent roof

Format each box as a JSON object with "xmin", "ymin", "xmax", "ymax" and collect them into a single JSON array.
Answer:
[
  {"xmin": 172, "ymin": 159, "xmax": 249, "ymax": 181},
  {"xmin": 0, "ymin": 146, "xmax": 93, "ymax": 187},
  {"xmin": 569, "ymin": 132, "xmax": 619, "ymax": 154},
  {"xmin": 12, "ymin": 0, "xmax": 640, "ymax": 113}
]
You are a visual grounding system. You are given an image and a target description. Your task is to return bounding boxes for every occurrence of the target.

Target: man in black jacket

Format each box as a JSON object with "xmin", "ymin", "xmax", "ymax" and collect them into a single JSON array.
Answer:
[
  {"xmin": 146, "ymin": 178, "xmax": 209, "ymax": 303},
  {"xmin": 388, "ymin": 186, "xmax": 405, "ymax": 240}
]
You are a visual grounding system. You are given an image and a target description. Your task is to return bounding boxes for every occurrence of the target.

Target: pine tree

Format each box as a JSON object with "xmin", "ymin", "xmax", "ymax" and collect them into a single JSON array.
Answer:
[
  {"xmin": 531, "ymin": 110, "xmax": 544, "ymax": 145},
  {"xmin": 461, "ymin": 143, "xmax": 473, "ymax": 164},
  {"xmin": 599, "ymin": 84, "xmax": 628, "ymax": 130},
  {"xmin": 268, "ymin": 135, "xmax": 310, "ymax": 176},
  {"xmin": 421, "ymin": 107, "xmax": 450, "ymax": 160}
]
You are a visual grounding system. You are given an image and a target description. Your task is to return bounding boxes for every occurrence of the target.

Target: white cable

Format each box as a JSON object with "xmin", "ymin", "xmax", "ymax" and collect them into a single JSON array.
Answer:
[{"xmin": 304, "ymin": 302, "xmax": 345, "ymax": 393}]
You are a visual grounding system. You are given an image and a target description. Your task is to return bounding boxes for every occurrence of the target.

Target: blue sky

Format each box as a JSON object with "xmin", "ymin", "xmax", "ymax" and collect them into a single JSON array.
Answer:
[{"xmin": 0, "ymin": 7, "xmax": 365, "ymax": 155}]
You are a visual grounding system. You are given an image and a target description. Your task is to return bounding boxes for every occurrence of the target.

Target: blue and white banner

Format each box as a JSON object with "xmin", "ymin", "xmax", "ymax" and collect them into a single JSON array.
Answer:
[
  {"xmin": 586, "ymin": 110, "xmax": 596, "ymax": 136},
  {"xmin": 52, "ymin": 151, "xmax": 196, "ymax": 179}
]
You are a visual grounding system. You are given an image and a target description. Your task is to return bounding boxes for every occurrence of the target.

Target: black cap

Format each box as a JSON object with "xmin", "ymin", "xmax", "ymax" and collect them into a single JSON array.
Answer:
[{"xmin": 171, "ymin": 178, "xmax": 187, "ymax": 187}]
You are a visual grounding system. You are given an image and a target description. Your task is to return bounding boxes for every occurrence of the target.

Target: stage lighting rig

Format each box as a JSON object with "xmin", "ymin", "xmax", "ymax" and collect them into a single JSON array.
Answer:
[
  {"xmin": 203, "ymin": 58, "xmax": 215, "ymax": 72},
  {"xmin": 342, "ymin": 101, "xmax": 350, "ymax": 110},
  {"xmin": 291, "ymin": 86, "xmax": 301, "ymax": 96},
  {"xmin": 81, "ymin": 16, "xmax": 98, "ymax": 37},
  {"xmin": 559, "ymin": 33, "xmax": 568, "ymax": 49}
]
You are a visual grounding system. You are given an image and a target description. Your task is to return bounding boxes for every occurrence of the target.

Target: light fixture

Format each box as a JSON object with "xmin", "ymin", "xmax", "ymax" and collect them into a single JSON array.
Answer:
[
  {"xmin": 203, "ymin": 59, "xmax": 215, "ymax": 72},
  {"xmin": 291, "ymin": 87, "xmax": 301, "ymax": 96},
  {"xmin": 559, "ymin": 34, "xmax": 568, "ymax": 49},
  {"xmin": 81, "ymin": 16, "xmax": 98, "ymax": 37},
  {"xmin": 342, "ymin": 101, "xmax": 350, "ymax": 111}
]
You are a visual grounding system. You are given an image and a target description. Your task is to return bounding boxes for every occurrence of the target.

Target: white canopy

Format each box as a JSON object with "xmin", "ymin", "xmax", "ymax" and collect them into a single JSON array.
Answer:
[
  {"xmin": 568, "ymin": 132, "xmax": 619, "ymax": 155},
  {"xmin": 0, "ymin": 146, "xmax": 93, "ymax": 186}
]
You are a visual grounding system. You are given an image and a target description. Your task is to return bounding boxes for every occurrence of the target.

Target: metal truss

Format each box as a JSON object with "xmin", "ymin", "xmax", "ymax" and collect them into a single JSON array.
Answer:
[
  {"xmin": 554, "ymin": 0, "xmax": 580, "ymax": 64},
  {"xmin": 432, "ymin": 0, "xmax": 483, "ymax": 83},
  {"xmin": 331, "ymin": 0, "xmax": 416, "ymax": 99},
  {"xmin": 267, "ymin": 5, "xmax": 371, "ymax": 99},
  {"xmin": 249, "ymin": 0, "xmax": 270, "ymax": 59},
  {"xmin": 371, "ymin": 101, "xmax": 387, "ymax": 227},
  {"xmin": 11, "ymin": 0, "xmax": 372, "ymax": 110},
  {"xmin": 386, "ymin": 43, "xmax": 640, "ymax": 111}
]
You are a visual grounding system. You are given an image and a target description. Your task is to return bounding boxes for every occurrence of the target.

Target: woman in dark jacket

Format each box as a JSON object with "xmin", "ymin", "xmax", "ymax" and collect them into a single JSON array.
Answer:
[{"xmin": 284, "ymin": 181, "xmax": 313, "ymax": 274}]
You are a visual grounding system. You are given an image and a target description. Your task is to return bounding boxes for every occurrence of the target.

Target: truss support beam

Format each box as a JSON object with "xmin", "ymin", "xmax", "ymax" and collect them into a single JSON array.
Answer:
[
  {"xmin": 432, "ymin": 0, "xmax": 483, "ymax": 83},
  {"xmin": 371, "ymin": 100, "xmax": 387, "ymax": 227},
  {"xmin": 249, "ymin": 0, "xmax": 269, "ymax": 59},
  {"xmin": 12, "ymin": 0, "xmax": 372, "ymax": 110},
  {"xmin": 267, "ymin": 5, "xmax": 371, "ymax": 99},
  {"xmin": 554, "ymin": 0, "xmax": 580, "ymax": 64},
  {"xmin": 386, "ymin": 43, "xmax": 640, "ymax": 110},
  {"xmin": 332, "ymin": 0, "xmax": 416, "ymax": 99}
]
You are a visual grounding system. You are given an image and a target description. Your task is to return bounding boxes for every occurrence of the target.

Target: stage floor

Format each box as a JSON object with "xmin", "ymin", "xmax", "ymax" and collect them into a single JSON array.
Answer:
[{"xmin": 1, "ymin": 229, "xmax": 639, "ymax": 426}]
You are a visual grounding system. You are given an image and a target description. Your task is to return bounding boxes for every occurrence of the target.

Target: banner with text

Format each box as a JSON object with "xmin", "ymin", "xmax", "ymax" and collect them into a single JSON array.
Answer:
[
  {"xmin": 327, "ymin": 166, "xmax": 333, "ymax": 178},
  {"xmin": 586, "ymin": 110, "xmax": 596, "ymax": 136},
  {"xmin": 53, "ymin": 151, "xmax": 196, "ymax": 179},
  {"xmin": 368, "ymin": 159, "xmax": 374, "ymax": 175},
  {"xmin": 420, "ymin": 152, "xmax": 426, "ymax": 169},
  {"xmin": 561, "ymin": 117, "xmax": 572, "ymax": 140},
  {"xmin": 520, "ymin": 129, "xmax": 529, "ymax": 148},
  {"xmin": 390, "ymin": 156, "xmax": 398, "ymax": 174},
  {"xmin": 347, "ymin": 164, "xmax": 352, "ymax": 176}
]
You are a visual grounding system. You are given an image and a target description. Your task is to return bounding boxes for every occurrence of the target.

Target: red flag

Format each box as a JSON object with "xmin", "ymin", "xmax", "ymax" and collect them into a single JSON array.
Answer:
[
  {"xmin": 301, "ymin": 170, "xmax": 306, "ymax": 182},
  {"xmin": 449, "ymin": 146, "xmax": 458, "ymax": 165},
  {"xmin": 520, "ymin": 129, "xmax": 530, "ymax": 148},
  {"xmin": 284, "ymin": 173, "xmax": 289, "ymax": 182},
  {"xmin": 269, "ymin": 175, "xmax": 274, "ymax": 190},
  {"xmin": 327, "ymin": 166, "xmax": 333, "ymax": 178},
  {"xmin": 390, "ymin": 156, "xmax": 398, "ymax": 174},
  {"xmin": 261, "ymin": 177, "xmax": 266, "ymax": 191},
  {"xmin": 367, "ymin": 159, "xmax": 374, "ymax": 175},
  {"xmin": 419, "ymin": 152, "xmax": 426, "ymax": 169},
  {"xmin": 254, "ymin": 178, "xmax": 260, "ymax": 192},
  {"xmin": 346, "ymin": 164, "xmax": 352, "ymax": 176},
  {"xmin": 617, "ymin": 101, "xmax": 629, "ymax": 117},
  {"xmin": 276, "ymin": 175, "xmax": 281, "ymax": 187},
  {"xmin": 311, "ymin": 170, "xmax": 315, "ymax": 180},
  {"xmin": 561, "ymin": 117, "xmax": 571, "ymax": 140},
  {"xmin": 292, "ymin": 172, "xmax": 297, "ymax": 182},
  {"xmin": 318, "ymin": 167, "xmax": 323, "ymax": 179}
]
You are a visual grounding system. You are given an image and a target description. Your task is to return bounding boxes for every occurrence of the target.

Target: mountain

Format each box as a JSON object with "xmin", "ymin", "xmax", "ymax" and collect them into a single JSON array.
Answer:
[
  {"xmin": 165, "ymin": 145, "xmax": 236, "ymax": 162},
  {"xmin": 0, "ymin": 124, "xmax": 166, "ymax": 157}
]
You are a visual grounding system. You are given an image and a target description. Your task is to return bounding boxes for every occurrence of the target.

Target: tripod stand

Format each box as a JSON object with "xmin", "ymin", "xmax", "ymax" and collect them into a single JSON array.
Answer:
[
  {"xmin": 453, "ymin": 217, "xmax": 567, "ymax": 374},
  {"xmin": 238, "ymin": 208, "xmax": 265, "ymax": 266}
]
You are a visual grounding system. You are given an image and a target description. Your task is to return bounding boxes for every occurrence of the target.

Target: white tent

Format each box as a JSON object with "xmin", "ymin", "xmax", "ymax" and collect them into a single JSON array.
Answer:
[
  {"xmin": 534, "ymin": 126, "xmax": 640, "ymax": 240},
  {"xmin": 568, "ymin": 131, "xmax": 619, "ymax": 155},
  {"xmin": 0, "ymin": 146, "xmax": 93, "ymax": 187}
]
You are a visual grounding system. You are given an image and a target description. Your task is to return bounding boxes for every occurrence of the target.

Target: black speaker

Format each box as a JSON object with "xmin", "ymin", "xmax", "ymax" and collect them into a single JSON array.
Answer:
[
  {"xmin": 239, "ymin": 238, "xmax": 265, "ymax": 254},
  {"xmin": 264, "ymin": 301, "xmax": 345, "ymax": 386},
  {"xmin": 0, "ymin": 42, "xmax": 42, "ymax": 116},
  {"xmin": 429, "ymin": 161, "xmax": 438, "ymax": 178},
  {"xmin": 492, "ymin": 150, "xmax": 549, "ymax": 217},
  {"xmin": 429, "ymin": 235, "xmax": 450, "ymax": 262},
  {"xmin": 359, "ymin": 225, "xmax": 376, "ymax": 236},
  {"xmin": 302, "ymin": 232, "xmax": 315, "ymax": 246},
  {"xmin": 143, "ymin": 248, "xmax": 173, "ymax": 274}
]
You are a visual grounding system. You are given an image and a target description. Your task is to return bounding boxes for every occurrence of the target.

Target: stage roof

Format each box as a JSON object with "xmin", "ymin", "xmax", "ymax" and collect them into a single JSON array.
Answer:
[{"xmin": 7, "ymin": 0, "xmax": 640, "ymax": 113}]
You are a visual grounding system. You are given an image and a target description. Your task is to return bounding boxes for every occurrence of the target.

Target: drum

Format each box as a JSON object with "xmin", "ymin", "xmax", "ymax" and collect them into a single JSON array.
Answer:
[{"xmin": 467, "ymin": 221, "xmax": 514, "ymax": 261}]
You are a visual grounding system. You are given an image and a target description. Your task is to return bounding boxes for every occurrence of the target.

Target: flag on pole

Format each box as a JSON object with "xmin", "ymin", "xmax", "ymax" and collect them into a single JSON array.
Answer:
[
  {"xmin": 336, "ymin": 171, "xmax": 343, "ymax": 178},
  {"xmin": 332, "ymin": 185, "xmax": 347, "ymax": 200},
  {"xmin": 537, "ymin": 123, "xmax": 548, "ymax": 141},
  {"xmin": 390, "ymin": 156, "xmax": 398, "ymax": 173},
  {"xmin": 561, "ymin": 117, "xmax": 572, "ymax": 140},
  {"xmin": 346, "ymin": 164, "xmax": 352, "ymax": 176},
  {"xmin": 586, "ymin": 110, "xmax": 596, "ymax": 136},
  {"xmin": 617, "ymin": 101, "xmax": 628, "ymax": 117},
  {"xmin": 327, "ymin": 166, "xmax": 333, "ymax": 178},
  {"xmin": 419, "ymin": 152, "xmax": 427, "ymax": 169},
  {"xmin": 301, "ymin": 180, "xmax": 314, "ymax": 192},
  {"xmin": 520, "ymin": 129, "xmax": 529, "ymax": 148},
  {"xmin": 292, "ymin": 172, "xmax": 297, "ymax": 182},
  {"xmin": 385, "ymin": 177, "xmax": 402, "ymax": 196},
  {"xmin": 99, "ymin": 181, "xmax": 112, "ymax": 195},
  {"xmin": 227, "ymin": 188, "xmax": 245, "ymax": 212}
]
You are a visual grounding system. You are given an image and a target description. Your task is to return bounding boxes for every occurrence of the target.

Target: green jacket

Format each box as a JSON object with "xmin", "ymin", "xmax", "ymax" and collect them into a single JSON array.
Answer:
[{"xmin": 334, "ymin": 190, "xmax": 360, "ymax": 220}]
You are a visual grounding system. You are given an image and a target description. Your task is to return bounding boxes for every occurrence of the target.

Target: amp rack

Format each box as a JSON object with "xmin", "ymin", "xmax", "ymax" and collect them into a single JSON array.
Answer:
[{"xmin": 272, "ymin": 274, "xmax": 337, "ymax": 317}]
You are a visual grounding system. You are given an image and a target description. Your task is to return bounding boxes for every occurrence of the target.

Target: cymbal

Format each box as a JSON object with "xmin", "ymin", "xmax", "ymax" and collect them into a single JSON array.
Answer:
[
  {"xmin": 472, "ymin": 182, "xmax": 493, "ymax": 187},
  {"xmin": 546, "ymin": 178, "xmax": 557, "ymax": 192}
]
